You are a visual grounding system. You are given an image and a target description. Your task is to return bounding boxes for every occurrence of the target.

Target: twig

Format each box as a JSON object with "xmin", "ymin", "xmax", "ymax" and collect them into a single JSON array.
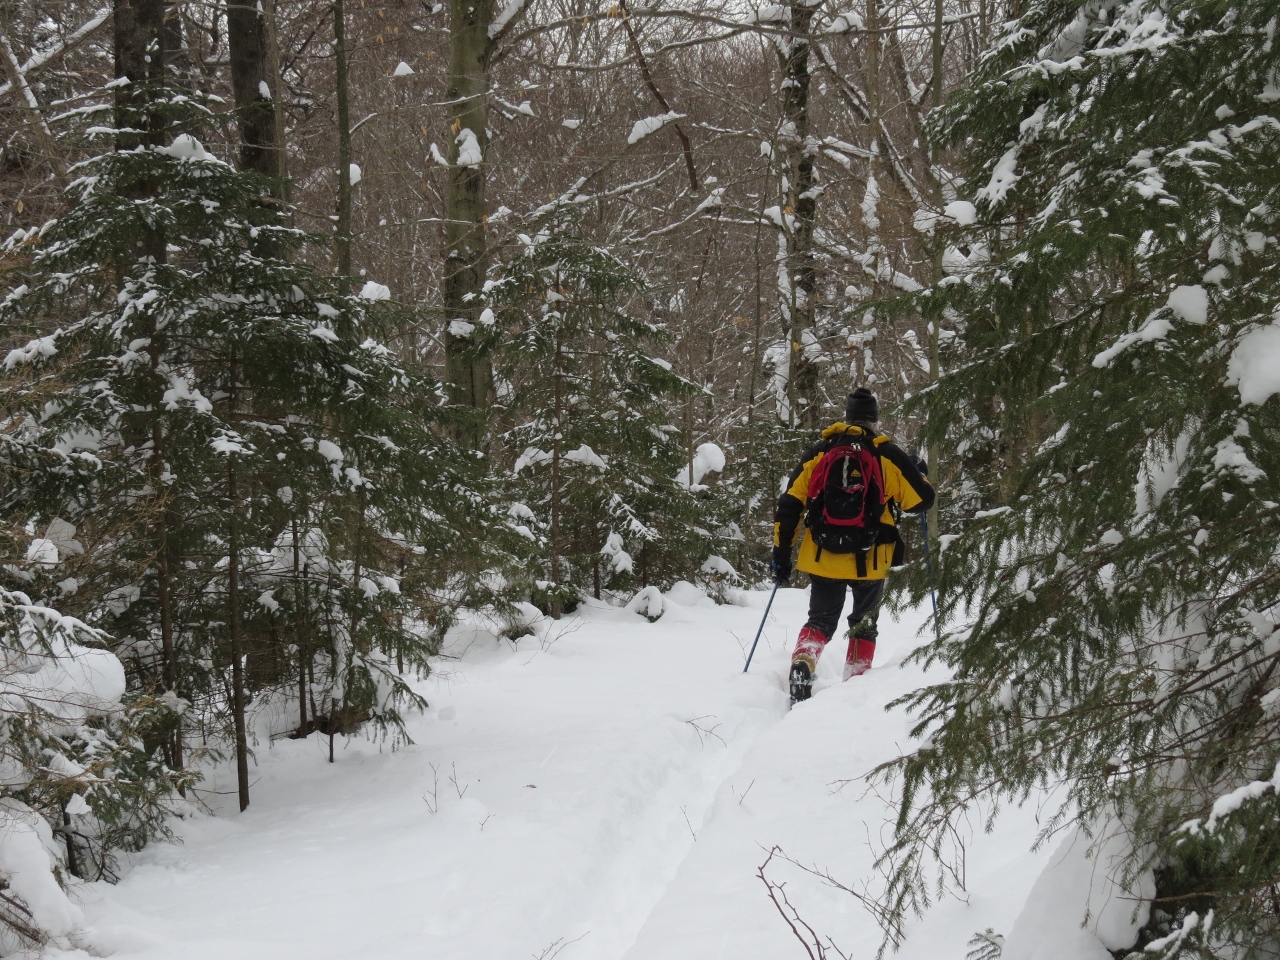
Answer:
[
  {"xmin": 680, "ymin": 805, "xmax": 698, "ymax": 841},
  {"xmin": 617, "ymin": 0, "xmax": 698, "ymax": 192},
  {"xmin": 450, "ymin": 761, "xmax": 469, "ymax": 799},
  {"xmin": 422, "ymin": 762, "xmax": 440, "ymax": 814},
  {"xmin": 757, "ymin": 846, "xmax": 848, "ymax": 959},
  {"xmin": 533, "ymin": 931, "xmax": 589, "ymax": 959},
  {"xmin": 733, "ymin": 778, "xmax": 756, "ymax": 805},
  {"xmin": 684, "ymin": 715, "xmax": 726, "ymax": 747}
]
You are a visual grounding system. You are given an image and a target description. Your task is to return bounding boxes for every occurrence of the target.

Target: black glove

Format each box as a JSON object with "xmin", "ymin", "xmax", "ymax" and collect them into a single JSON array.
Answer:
[{"xmin": 770, "ymin": 546, "xmax": 792, "ymax": 585}]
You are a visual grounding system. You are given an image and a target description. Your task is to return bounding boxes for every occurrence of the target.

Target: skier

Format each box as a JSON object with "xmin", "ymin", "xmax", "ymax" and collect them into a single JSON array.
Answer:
[{"xmin": 771, "ymin": 388, "xmax": 934, "ymax": 703}]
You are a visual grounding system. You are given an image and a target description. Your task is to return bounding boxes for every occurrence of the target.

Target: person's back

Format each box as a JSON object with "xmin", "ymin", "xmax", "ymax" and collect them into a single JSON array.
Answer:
[{"xmin": 771, "ymin": 388, "xmax": 935, "ymax": 703}]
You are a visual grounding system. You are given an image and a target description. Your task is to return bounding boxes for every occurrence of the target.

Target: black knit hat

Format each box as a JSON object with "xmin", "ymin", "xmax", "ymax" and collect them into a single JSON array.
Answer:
[{"xmin": 844, "ymin": 388, "xmax": 878, "ymax": 423}]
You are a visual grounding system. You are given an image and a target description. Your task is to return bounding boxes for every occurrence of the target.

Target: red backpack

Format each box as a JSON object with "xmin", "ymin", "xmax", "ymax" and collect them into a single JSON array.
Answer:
[{"xmin": 805, "ymin": 433, "xmax": 886, "ymax": 556}]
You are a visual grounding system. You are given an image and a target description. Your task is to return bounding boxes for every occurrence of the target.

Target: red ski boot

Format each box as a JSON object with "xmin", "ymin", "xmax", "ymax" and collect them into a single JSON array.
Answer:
[{"xmin": 843, "ymin": 637, "xmax": 876, "ymax": 680}]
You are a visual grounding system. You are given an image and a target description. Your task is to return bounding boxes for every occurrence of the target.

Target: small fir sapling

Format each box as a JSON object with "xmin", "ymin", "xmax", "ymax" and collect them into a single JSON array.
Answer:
[{"xmin": 483, "ymin": 215, "xmax": 727, "ymax": 613}]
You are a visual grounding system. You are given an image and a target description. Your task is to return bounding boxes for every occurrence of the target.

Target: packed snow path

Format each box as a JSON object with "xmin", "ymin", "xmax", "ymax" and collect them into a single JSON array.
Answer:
[{"xmin": 63, "ymin": 587, "xmax": 1050, "ymax": 960}]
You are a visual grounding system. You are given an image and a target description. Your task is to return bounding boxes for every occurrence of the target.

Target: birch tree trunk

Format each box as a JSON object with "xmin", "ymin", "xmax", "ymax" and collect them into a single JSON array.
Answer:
[{"xmin": 779, "ymin": 0, "xmax": 820, "ymax": 428}]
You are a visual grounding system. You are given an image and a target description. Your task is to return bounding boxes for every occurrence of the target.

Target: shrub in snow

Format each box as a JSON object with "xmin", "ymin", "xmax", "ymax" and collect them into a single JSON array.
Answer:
[
  {"xmin": 697, "ymin": 555, "xmax": 745, "ymax": 605},
  {"xmin": 626, "ymin": 586, "xmax": 664, "ymax": 622},
  {"xmin": 879, "ymin": 1, "xmax": 1280, "ymax": 956}
]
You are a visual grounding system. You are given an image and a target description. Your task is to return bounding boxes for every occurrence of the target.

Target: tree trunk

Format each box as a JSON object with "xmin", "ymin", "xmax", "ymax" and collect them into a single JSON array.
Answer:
[
  {"xmin": 779, "ymin": 0, "xmax": 820, "ymax": 428},
  {"xmin": 226, "ymin": 0, "xmax": 284, "ymax": 185},
  {"xmin": 292, "ymin": 517, "xmax": 308, "ymax": 735},
  {"xmin": 442, "ymin": 0, "xmax": 494, "ymax": 448},
  {"xmin": 548, "ymin": 339, "xmax": 564, "ymax": 620},
  {"xmin": 226, "ymin": 358, "xmax": 251, "ymax": 812},
  {"xmin": 927, "ymin": 0, "xmax": 945, "ymax": 541},
  {"xmin": 112, "ymin": 0, "xmax": 167, "ymax": 150},
  {"xmin": 334, "ymin": 0, "xmax": 353, "ymax": 279}
]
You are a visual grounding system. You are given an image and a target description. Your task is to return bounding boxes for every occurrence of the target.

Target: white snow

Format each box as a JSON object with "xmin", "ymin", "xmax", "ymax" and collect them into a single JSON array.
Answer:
[
  {"xmin": 977, "ymin": 146, "xmax": 1022, "ymax": 207},
  {"xmin": 0, "ymin": 799, "xmax": 85, "ymax": 947},
  {"xmin": 258, "ymin": 80, "xmax": 272, "ymax": 100},
  {"xmin": 25, "ymin": 538, "xmax": 59, "ymax": 566},
  {"xmin": 348, "ymin": 163, "xmax": 362, "ymax": 186},
  {"xmin": 1226, "ymin": 319, "xmax": 1280, "ymax": 405},
  {"xmin": 4, "ymin": 332, "xmax": 57, "ymax": 369},
  {"xmin": 52, "ymin": 592, "xmax": 1058, "ymax": 960},
  {"xmin": 1166, "ymin": 284, "xmax": 1208, "ymax": 324},
  {"xmin": 564, "ymin": 444, "xmax": 608, "ymax": 470},
  {"xmin": 601, "ymin": 532, "xmax": 634, "ymax": 574},
  {"xmin": 825, "ymin": 11, "xmax": 864, "ymax": 33},
  {"xmin": 455, "ymin": 128, "xmax": 483, "ymax": 168},
  {"xmin": 676, "ymin": 442, "xmax": 726, "ymax": 489},
  {"xmin": 448, "ymin": 319, "xmax": 475, "ymax": 338},
  {"xmin": 154, "ymin": 134, "xmax": 220, "ymax": 164},
  {"xmin": 393, "ymin": 61, "xmax": 415, "ymax": 77},
  {"xmin": 316, "ymin": 439, "xmax": 344, "ymax": 462},
  {"xmin": 1002, "ymin": 819, "xmax": 1153, "ymax": 960},
  {"xmin": 628, "ymin": 112, "xmax": 684, "ymax": 146},
  {"xmin": 562, "ymin": 119, "xmax": 582, "ymax": 130},
  {"xmin": 359, "ymin": 280, "xmax": 391, "ymax": 301},
  {"xmin": 488, "ymin": 0, "xmax": 528, "ymax": 38},
  {"xmin": 945, "ymin": 199, "xmax": 977, "ymax": 225},
  {"xmin": 1213, "ymin": 437, "xmax": 1265, "ymax": 484}
]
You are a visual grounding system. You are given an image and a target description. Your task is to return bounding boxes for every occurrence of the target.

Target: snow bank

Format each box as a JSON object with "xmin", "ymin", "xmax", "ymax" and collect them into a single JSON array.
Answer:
[
  {"xmin": 61, "ymin": 593, "xmax": 1056, "ymax": 960},
  {"xmin": 627, "ymin": 585, "xmax": 665, "ymax": 620},
  {"xmin": 1002, "ymin": 821, "xmax": 1153, "ymax": 960}
]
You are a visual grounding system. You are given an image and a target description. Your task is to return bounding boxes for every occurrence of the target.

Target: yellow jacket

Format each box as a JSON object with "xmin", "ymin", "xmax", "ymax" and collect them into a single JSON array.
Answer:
[{"xmin": 773, "ymin": 422, "xmax": 935, "ymax": 581}]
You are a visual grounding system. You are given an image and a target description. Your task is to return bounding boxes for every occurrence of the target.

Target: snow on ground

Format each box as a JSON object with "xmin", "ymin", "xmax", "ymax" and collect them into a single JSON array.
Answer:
[{"xmin": 55, "ymin": 585, "xmax": 1053, "ymax": 960}]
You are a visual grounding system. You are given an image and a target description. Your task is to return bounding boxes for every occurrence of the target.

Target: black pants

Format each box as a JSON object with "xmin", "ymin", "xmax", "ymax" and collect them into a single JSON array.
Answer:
[{"xmin": 805, "ymin": 575, "xmax": 884, "ymax": 642}]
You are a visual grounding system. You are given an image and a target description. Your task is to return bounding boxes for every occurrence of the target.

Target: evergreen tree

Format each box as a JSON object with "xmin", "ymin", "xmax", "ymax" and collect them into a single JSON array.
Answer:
[
  {"xmin": 880, "ymin": 2, "xmax": 1280, "ymax": 955},
  {"xmin": 484, "ymin": 217, "xmax": 719, "ymax": 614},
  {"xmin": 1, "ymin": 104, "xmax": 480, "ymax": 808},
  {"xmin": 0, "ymin": 509, "xmax": 187, "ymax": 917}
]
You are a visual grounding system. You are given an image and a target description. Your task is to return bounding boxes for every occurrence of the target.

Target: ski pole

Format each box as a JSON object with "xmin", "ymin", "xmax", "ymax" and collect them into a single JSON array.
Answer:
[
  {"xmin": 920, "ymin": 511, "xmax": 941, "ymax": 641},
  {"xmin": 743, "ymin": 581, "xmax": 780, "ymax": 673}
]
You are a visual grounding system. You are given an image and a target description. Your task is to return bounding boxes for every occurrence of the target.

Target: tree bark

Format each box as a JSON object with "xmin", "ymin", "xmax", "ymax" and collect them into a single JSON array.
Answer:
[
  {"xmin": 442, "ymin": 0, "xmax": 495, "ymax": 448},
  {"xmin": 779, "ymin": 0, "xmax": 820, "ymax": 428},
  {"xmin": 334, "ymin": 0, "xmax": 353, "ymax": 280},
  {"xmin": 548, "ymin": 336, "xmax": 564, "ymax": 620},
  {"xmin": 226, "ymin": 0, "xmax": 285, "ymax": 184},
  {"xmin": 112, "ymin": 0, "xmax": 167, "ymax": 150},
  {"xmin": 226, "ymin": 358, "xmax": 251, "ymax": 813}
]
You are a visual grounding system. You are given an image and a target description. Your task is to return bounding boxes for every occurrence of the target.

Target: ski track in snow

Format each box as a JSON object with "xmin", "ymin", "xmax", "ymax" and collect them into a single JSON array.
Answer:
[{"xmin": 57, "ymin": 589, "xmax": 1052, "ymax": 960}]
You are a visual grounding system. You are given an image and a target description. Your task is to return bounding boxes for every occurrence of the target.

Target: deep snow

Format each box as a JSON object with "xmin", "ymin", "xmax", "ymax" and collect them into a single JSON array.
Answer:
[{"xmin": 52, "ymin": 586, "xmax": 1059, "ymax": 960}]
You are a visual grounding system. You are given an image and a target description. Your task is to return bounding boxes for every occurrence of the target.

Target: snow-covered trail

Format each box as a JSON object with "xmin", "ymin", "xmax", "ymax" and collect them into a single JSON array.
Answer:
[{"xmin": 60, "ymin": 587, "xmax": 1050, "ymax": 960}]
